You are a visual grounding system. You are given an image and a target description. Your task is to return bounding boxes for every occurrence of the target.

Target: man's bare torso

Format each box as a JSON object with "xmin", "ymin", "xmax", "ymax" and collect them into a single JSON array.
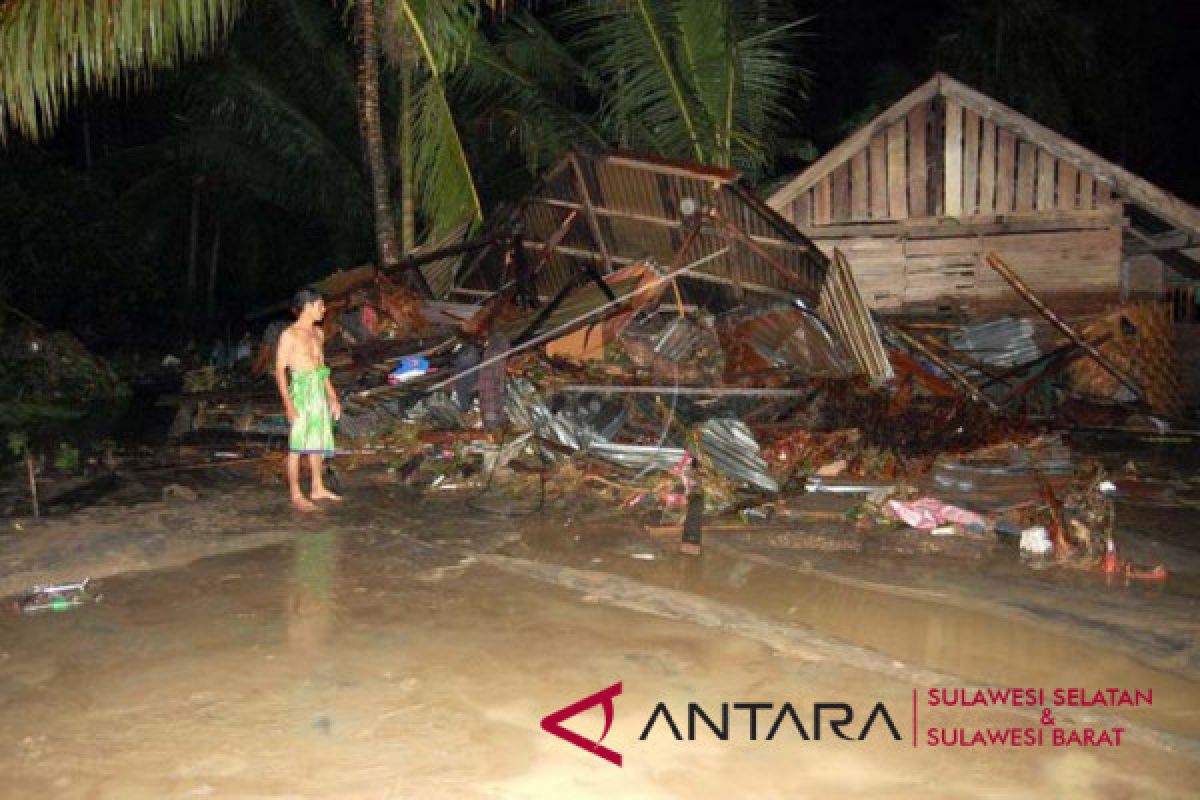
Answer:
[{"xmin": 280, "ymin": 323, "xmax": 325, "ymax": 373}]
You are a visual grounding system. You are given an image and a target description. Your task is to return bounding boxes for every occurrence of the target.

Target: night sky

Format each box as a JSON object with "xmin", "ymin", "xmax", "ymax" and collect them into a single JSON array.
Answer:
[{"xmin": 2, "ymin": 0, "xmax": 1197, "ymax": 348}]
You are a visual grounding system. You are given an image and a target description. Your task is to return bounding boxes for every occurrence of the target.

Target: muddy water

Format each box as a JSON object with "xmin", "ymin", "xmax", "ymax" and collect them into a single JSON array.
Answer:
[
  {"xmin": 510, "ymin": 517, "xmax": 1200, "ymax": 740},
  {"xmin": 0, "ymin": 491, "xmax": 1197, "ymax": 797}
]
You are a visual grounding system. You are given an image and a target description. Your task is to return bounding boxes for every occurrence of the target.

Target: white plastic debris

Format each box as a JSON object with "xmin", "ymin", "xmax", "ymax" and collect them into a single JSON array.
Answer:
[
  {"xmin": 1019, "ymin": 526, "xmax": 1053, "ymax": 556},
  {"xmin": 1097, "ymin": 480, "xmax": 1117, "ymax": 494}
]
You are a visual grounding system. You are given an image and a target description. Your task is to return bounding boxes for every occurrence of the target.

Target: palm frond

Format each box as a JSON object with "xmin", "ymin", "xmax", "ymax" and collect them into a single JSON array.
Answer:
[
  {"xmin": 0, "ymin": 0, "xmax": 244, "ymax": 140},
  {"xmin": 676, "ymin": 0, "xmax": 731, "ymax": 159},
  {"xmin": 189, "ymin": 60, "xmax": 367, "ymax": 209},
  {"xmin": 381, "ymin": 0, "xmax": 485, "ymax": 236},
  {"xmin": 411, "ymin": 69, "xmax": 483, "ymax": 235},
  {"xmin": 555, "ymin": 0, "xmax": 708, "ymax": 161},
  {"xmin": 454, "ymin": 24, "xmax": 606, "ymax": 173},
  {"xmin": 727, "ymin": 3, "xmax": 811, "ymax": 176}
]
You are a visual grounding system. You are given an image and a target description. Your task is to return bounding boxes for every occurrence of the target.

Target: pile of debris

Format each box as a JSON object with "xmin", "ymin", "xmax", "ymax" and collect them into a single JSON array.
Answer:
[
  {"xmin": 0, "ymin": 305, "xmax": 128, "ymax": 428},
  {"xmin": 167, "ymin": 150, "xmax": 1179, "ymax": 580}
]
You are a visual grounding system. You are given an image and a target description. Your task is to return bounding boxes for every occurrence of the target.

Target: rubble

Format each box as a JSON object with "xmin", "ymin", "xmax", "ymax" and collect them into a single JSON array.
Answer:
[{"xmin": 163, "ymin": 150, "xmax": 1189, "ymax": 580}]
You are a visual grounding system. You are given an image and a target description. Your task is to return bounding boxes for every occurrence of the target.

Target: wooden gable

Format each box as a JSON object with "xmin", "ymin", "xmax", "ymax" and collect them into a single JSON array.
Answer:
[
  {"xmin": 778, "ymin": 81, "xmax": 1118, "ymax": 228},
  {"xmin": 771, "ymin": 74, "xmax": 1199, "ymax": 240}
]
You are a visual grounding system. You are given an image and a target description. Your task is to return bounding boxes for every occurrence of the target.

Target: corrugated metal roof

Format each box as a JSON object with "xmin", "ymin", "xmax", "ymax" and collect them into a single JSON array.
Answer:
[
  {"xmin": 454, "ymin": 148, "xmax": 830, "ymax": 309},
  {"xmin": 717, "ymin": 303, "xmax": 853, "ymax": 378}
]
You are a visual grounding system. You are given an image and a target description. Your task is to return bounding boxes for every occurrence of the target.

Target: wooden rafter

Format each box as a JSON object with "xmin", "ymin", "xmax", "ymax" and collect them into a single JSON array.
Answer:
[
  {"xmin": 527, "ymin": 195, "xmax": 811, "ymax": 252},
  {"xmin": 568, "ymin": 153, "xmax": 614, "ymax": 274}
]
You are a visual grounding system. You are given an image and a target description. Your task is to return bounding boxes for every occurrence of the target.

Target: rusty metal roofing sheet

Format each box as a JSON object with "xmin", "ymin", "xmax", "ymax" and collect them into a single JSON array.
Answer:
[{"xmin": 453, "ymin": 149, "xmax": 830, "ymax": 308}]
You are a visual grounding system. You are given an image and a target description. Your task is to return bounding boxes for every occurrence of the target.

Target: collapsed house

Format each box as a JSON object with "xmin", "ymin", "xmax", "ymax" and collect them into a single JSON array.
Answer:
[
  {"xmin": 164, "ymin": 148, "xmax": 1177, "ymax": 574},
  {"xmin": 766, "ymin": 73, "xmax": 1200, "ymax": 408}
]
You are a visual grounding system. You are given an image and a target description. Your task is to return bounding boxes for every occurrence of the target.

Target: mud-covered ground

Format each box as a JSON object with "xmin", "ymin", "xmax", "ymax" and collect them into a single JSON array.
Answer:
[{"xmin": 0, "ymin": 443, "xmax": 1198, "ymax": 798}]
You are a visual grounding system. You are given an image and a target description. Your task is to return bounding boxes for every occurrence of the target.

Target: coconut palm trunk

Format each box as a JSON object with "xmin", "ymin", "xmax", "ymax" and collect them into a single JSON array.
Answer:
[
  {"xmin": 355, "ymin": 0, "xmax": 402, "ymax": 272},
  {"xmin": 398, "ymin": 60, "xmax": 416, "ymax": 254}
]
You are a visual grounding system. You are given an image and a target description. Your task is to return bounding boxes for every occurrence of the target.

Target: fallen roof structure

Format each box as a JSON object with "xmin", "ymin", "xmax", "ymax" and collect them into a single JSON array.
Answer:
[{"xmin": 448, "ymin": 148, "xmax": 831, "ymax": 310}]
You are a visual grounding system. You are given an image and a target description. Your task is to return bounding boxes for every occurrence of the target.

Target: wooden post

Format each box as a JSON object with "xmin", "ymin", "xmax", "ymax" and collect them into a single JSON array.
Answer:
[
  {"xmin": 891, "ymin": 326, "xmax": 998, "ymax": 411},
  {"xmin": 25, "ymin": 453, "xmax": 39, "ymax": 519},
  {"xmin": 984, "ymin": 253, "xmax": 1144, "ymax": 401}
]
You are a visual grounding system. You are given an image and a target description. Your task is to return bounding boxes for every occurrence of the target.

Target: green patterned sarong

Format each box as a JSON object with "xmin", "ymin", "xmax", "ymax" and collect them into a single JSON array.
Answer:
[{"xmin": 289, "ymin": 366, "xmax": 335, "ymax": 456}]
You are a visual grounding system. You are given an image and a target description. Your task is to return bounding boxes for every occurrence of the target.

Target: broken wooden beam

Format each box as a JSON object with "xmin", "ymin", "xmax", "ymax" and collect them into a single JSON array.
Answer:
[{"xmin": 983, "ymin": 252, "xmax": 1144, "ymax": 402}]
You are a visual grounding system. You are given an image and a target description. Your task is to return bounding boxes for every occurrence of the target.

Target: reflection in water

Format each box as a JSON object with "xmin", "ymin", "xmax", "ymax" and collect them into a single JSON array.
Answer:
[{"xmin": 287, "ymin": 530, "xmax": 339, "ymax": 656}]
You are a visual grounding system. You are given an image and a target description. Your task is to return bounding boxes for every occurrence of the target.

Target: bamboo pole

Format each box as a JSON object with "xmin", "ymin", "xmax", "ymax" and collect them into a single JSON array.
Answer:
[
  {"xmin": 984, "ymin": 253, "xmax": 1144, "ymax": 401},
  {"xmin": 890, "ymin": 326, "xmax": 999, "ymax": 411}
]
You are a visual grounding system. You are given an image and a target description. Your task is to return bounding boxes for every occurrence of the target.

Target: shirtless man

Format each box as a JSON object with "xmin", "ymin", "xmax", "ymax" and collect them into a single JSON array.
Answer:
[{"xmin": 275, "ymin": 289, "xmax": 342, "ymax": 512}]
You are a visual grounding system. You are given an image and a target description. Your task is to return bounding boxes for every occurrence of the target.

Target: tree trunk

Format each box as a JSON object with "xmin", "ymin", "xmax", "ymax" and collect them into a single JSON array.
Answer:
[
  {"xmin": 206, "ymin": 220, "xmax": 222, "ymax": 329},
  {"xmin": 186, "ymin": 181, "xmax": 200, "ymax": 329},
  {"xmin": 355, "ymin": 0, "xmax": 401, "ymax": 271},
  {"xmin": 398, "ymin": 58, "xmax": 416, "ymax": 255}
]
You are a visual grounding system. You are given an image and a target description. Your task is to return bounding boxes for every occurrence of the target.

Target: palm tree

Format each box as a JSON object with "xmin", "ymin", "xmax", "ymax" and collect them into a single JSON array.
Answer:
[
  {"xmin": 0, "ymin": 0, "xmax": 810, "ymax": 287},
  {"xmin": 0, "ymin": 0, "xmax": 245, "ymax": 141},
  {"xmin": 0, "ymin": 0, "xmax": 514, "ymax": 275},
  {"xmin": 356, "ymin": 0, "xmax": 402, "ymax": 270}
]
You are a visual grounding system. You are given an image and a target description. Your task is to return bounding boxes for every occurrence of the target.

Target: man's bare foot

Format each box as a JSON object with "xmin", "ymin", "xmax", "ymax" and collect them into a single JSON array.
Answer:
[
  {"xmin": 311, "ymin": 489, "xmax": 342, "ymax": 502},
  {"xmin": 291, "ymin": 495, "xmax": 320, "ymax": 513}
]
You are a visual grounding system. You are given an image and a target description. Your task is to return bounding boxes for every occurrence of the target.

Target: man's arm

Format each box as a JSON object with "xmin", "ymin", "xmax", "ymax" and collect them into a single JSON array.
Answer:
[
  {"xmin": 275, "ymin": 330, "xmax": 296, "ymax": 422},
  {"xmin": 317, "ymin": 329, "xmax": 341, "ymax": 420}
]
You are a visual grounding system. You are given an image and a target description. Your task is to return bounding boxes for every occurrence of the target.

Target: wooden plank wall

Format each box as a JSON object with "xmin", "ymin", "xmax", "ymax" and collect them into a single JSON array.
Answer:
[
  {"xmin": 786, "ymin": 99, "xmax": 1120, "ymax": 228},
  {"xmin": 782, "ymin": 94, "xmax": 1128, "ymax": 317},
  {"xmin": 809, "ymin": 225, "xmax": 1122, "ymax": 316}
]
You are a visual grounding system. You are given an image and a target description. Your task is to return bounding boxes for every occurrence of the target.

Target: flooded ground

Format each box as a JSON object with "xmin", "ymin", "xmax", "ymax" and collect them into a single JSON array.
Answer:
[{"xmin": 0, "ymin": 458, "xmax": 1198, "ymax": 797}]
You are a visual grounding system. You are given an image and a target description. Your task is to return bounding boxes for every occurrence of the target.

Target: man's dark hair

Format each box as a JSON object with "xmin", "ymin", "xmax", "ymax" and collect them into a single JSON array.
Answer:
[{"xmin": 291, "ymin": 288, "xmax": 324, "ymax": 315}]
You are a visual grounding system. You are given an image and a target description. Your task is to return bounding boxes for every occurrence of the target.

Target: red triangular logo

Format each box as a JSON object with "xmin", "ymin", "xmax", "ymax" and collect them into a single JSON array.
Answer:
[{"xmin": 540, "ymin": 682, "xmax": 623, "ymax": 766}]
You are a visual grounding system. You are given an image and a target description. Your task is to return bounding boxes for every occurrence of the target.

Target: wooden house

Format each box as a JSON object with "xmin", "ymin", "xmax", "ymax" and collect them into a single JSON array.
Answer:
[{"xmin": 767, "ymin": 73, "xmax": 1200, "ymax": 321}]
